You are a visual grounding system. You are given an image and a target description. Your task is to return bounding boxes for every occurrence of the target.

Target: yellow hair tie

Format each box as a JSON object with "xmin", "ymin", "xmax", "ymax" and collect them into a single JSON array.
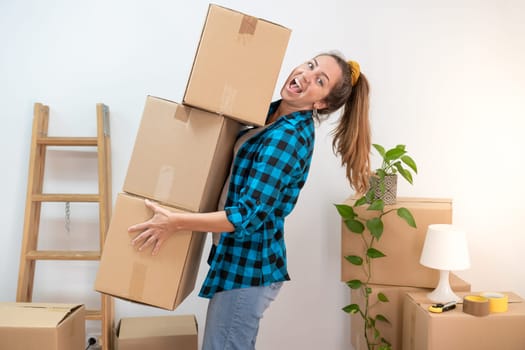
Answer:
[{"xmin": 348, "ymin": 60, "xmax": 360, "ymax": 86}]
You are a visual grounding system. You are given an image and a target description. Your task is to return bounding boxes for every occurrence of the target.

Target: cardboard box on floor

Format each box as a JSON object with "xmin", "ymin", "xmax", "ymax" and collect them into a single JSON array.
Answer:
[
  {"xmin": 402, "ymin": 291, "xmax": 525, "ymax": 350},
  {"xmin": 341, "ymin": 197, "xmax": 452, "ymax": 288},
  {"xmin": 0, "ymin": 303, "xmax": 85, "ymax": 350},
  {"xmin": 183, "ymin": 4, "xmax": 291, "ymax": 126},
  {"xmin": 123, "ymin": 96, "xmax": 240, "ymax": 212},
  {"xmin": 95, "ymin": 193, "xmax": 206, "ymax": 310},
  {"xmin": 350, "ymin": 274, "xmax": 470, "ymax": 350},
  {"xmin": 115, "ymin": 315, "xmax": 197, "ymax": 350}
]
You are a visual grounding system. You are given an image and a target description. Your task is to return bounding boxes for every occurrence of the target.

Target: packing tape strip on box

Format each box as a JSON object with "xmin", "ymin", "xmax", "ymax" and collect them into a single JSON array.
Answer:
[{"xmin": 463, "ymin": 292, "xmax": 508, "ymax": 316}]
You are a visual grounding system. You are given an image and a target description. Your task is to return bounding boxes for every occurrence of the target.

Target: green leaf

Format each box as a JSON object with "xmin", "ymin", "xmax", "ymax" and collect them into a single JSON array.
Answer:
[
  {"xmin": 401, "ymin": 155, "xmax": 418, "ymax": 173},
  {"xmin": 334, "ymin": 204, "xmax": 356, "ymax": 219},
  {"xmin": 375, "ymin": 314, "xmax": 391, "ymax": 324},
  {"xmin": 342, "ymin": 303, "xmax": 360, "ymax": 314},
  {"xmin": 368, "ymin": 199, "xmax": 385, "ymax": 211},
  {"xmin": 344, "ymin": 255, "xmax": 363, "ymax": 266},
  {"xmin": 381, "ymin": 338, "xmax": 392, "ymax": 346},
  {"xmin": 367, "ymin": 247, "xmax": 386, "ymax": 259},
  {"xmin": 376, "ymin": 169, "xmax": 386, "ymax": 178},
  {"xmin": 354, "ymin": 196, "xmax": 368, "ymax": 207},
  {"xmin": 397, "ymin": 207, "xmax": 417, "ymax": 228},
  {"xmin": 379, "ymin": 340, "xmax": 392, "ymax": 350},
  {"xmin": 367, "ymin": 217, "xmax": 384, "ymax": 240},
  {"xmin": 372, "ymin": 144, "xmax": 386, "ymax": 158},
  {"xmin": 385, "ymin": 147, "xmax": 406, "ymax": 162},
  {"xmin": 346, "ymin": 279, "xmax": 363, "ymax": 289},
  {"xmin": 395, "ymin": 163, "xmax": 414, "ymax": 184},
  {"xmin": 395, "ymin": 144, "xmax": 406, "ymax": 151},
  {"xmin": 345, "ymin": 219, "xmax": 365, "ymax": 234},
  {"xmin": 365, "ymin": 287, "xmax": 372, "ymax": 296},
  {"xmin": 377, "ymin": 292, "xmax": 389, "ymax": 302},
  {"xmin": 374, "ymin": 328, "xmax": 380, "ymax": 339}
]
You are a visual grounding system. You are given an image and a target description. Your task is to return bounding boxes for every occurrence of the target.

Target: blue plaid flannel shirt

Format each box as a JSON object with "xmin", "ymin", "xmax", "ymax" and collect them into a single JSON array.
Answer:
[{"xmin": 199, "ymin": 101, "xmax": 315, "ymax": 298}]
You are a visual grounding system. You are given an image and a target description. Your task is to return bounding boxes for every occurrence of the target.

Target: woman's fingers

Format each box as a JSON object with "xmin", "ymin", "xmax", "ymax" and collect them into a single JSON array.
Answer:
[
  {"xmin": 138, "ymin": 234, "xmax": 158, "ymax": 252},
  {"xmin": 128, "ymin": 199, "xmax": 171, "ymax": 255},
  {"xmin": 128, "ymin": 200, "xmax": 160, "ymax": 233},
  {"xmin": 151, "ymin": 237, "xmax": 165, "ymax": 256},
  {"xmin": 130, "ymin": 228, "xmax": 151, "ymax": 247}
]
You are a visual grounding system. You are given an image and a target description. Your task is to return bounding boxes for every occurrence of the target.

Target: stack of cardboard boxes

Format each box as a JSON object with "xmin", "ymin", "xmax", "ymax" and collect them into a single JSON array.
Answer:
[
  {"xmin": 341, "ymin": 197, "xmax": 472, "ymax": 349},
  {"xmin": 94, "ymin": 4, "xmax": 291, "ymax": 349},
  {"xmin": 342, "ymin": 197, "xmax": 525, "ymax": 349}
]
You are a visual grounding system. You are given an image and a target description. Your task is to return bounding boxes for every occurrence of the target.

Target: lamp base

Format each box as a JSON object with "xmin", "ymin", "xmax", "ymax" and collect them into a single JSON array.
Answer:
[{"xmin": 427, "ymin": 270, "xmax": 460, "ymax": 303}]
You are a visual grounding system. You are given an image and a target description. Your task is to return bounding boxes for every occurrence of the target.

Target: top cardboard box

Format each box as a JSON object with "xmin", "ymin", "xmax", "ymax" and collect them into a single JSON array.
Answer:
[
  {"xmin": 341, "ymin": 197, "xmax": 452, "ymax": 288},
  {"xmin": 0, "ymin": 302, "xmax": 85, "ymax": 350},
  {"xmin": 183, "ymin": 4, "xmax": 291, "ymax": 126}
]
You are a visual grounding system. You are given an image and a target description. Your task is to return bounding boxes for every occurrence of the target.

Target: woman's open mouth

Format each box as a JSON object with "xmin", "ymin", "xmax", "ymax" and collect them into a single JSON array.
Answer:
[{"xmin": 288, "ymin": 77, "xmax": 303, "ymax": 93}]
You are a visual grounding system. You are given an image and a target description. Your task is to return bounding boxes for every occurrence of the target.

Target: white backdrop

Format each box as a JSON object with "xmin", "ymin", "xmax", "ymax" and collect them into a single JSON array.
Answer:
[{"xmin": 1, "ymin": 0, "xmax": 525, "ymax": 349}]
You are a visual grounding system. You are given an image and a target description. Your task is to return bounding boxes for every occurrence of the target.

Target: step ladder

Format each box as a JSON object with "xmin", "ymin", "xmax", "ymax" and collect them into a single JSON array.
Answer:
[{"xmin": 17, "ymin": 102, "xmax": 114, "ymax": 350}]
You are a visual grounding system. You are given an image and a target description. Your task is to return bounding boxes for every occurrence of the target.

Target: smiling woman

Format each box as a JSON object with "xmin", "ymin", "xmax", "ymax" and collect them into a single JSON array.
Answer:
[{"xmin": 128, "ymin": 51, "xmax": 372, "ymax": 350}]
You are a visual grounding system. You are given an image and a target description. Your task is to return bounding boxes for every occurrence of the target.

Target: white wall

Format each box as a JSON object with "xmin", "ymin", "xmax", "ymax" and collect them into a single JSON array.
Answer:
[{"xmin": 2, "ymin": 0, "xmax": 525, "ymax": 349}]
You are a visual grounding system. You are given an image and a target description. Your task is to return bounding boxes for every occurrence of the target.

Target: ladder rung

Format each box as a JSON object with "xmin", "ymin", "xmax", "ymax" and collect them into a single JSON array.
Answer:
[
  {"xmin": 37, "ymin": 137, "xmax": 98, "ymax": 146},
  {"xmin": 86, "ymin": 309, "xmax": 102, "ymax": 320},
  {"xmin": 32, "ymin": 194, "xmax": 100, "ymax": 202},
  {"xmin": 26, "ymin": 250, "xmax": 101, "ymax": 260}
]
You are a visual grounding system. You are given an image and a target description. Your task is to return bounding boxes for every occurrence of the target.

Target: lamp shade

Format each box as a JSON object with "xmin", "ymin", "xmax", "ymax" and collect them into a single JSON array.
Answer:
[{"xmin": 420, "ymin": 224, "xmax": 470, "ymax": 271}]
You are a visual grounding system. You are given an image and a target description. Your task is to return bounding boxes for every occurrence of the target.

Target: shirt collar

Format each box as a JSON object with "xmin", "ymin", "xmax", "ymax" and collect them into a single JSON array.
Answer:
[{"xmin": 266, "ymin": 100, "xmax": 313, "ymax": 126}]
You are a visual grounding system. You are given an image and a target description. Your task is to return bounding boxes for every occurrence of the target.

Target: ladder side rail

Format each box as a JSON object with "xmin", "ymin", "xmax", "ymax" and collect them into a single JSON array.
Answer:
[
  {"xmin": 96, "ymin": 103, "xmax": 114, "ymax": 350},
  {"xmin": 16, "ymin": 103, "xmax": 49, "ymax": 302}
]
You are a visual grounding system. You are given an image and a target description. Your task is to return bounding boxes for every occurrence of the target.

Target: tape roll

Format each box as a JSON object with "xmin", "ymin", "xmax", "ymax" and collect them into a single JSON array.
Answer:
[
  {"xmin": 480, "ymin": 292, "xmax": 509, "ymax": 313},
  {"xmin": 463, "ymin": 295, "xmax": 490, "ymax": 317}
]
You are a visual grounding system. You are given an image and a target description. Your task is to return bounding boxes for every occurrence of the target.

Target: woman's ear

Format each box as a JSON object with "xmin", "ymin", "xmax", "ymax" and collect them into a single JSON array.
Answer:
[{"xmin": 313, "ymin": 101, "xmax": 327, "ymax": 110}]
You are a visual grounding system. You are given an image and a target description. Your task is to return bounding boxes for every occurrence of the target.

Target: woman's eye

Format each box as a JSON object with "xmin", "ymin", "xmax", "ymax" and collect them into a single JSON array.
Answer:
[
  {"xmin": 317, "ymin": 78, "xmax": 324, "ymax": 86},
  {"xmin": 307, "ymin": 62, "xmax": 314, "ymax": 69}
]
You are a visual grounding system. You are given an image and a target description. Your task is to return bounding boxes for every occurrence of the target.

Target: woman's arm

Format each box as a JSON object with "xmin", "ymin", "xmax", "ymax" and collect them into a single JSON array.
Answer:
[{"xmin": 128, "ymin": 199, "xmax": 234, "ymax": 255}]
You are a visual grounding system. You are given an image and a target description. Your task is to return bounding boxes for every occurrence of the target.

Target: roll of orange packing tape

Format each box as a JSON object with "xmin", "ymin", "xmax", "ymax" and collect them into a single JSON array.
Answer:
[
  {"xmin": 480, "ymin": 292, "xmax": 508, "ymax": 313},
  {"xmin": 463, "ymin": 295, "xmax": 490, "ymax": 317}
]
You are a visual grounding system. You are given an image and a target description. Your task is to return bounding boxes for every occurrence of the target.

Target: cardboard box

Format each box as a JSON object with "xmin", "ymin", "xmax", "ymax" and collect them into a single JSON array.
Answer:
[
  {"xmin": 402, "ymin": 291, "xmax": 525, "ymax": 350},
  {"xmin": 123, "ymin": 96, "xmax": 240, "ymax": 212},
  {"xmin": 95, "ymin": 193, "xmax": 205, "ymax": 310},
  {"xmin": 350, "ymin": 274, "xmax": 470, "ymax": 350},
  {"xmin": 183, "ymin": 4, "xmax": 291, "ymax": 126},
  {"xmin": 0, "ymin": 303, "xmax": 85, "ymax": 350},
  {"xmin": 341, "ymin": 197, "xmax": 452, "ymax": 288},
  {"xmin": 115, "ymin": 315, "xmax": 197, "ymax": 350}
]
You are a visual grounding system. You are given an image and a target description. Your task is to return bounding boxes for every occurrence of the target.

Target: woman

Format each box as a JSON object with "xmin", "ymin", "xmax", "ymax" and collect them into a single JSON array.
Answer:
[{"xmin": 128, "ymin": 51, "xmax": 371, "ymax": 349}]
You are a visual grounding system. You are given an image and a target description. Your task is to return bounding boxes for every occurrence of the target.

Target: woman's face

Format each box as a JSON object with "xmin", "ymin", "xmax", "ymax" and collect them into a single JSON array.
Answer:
[{"xmin": 280, "ymin": 55, "xmax": 342, "ymax": 112}]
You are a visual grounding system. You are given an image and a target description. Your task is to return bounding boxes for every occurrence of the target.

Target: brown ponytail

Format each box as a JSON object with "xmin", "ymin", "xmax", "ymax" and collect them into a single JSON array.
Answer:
[{"xmin": 316, "ymin": 52, "xmax": 372, "ymax": 194}]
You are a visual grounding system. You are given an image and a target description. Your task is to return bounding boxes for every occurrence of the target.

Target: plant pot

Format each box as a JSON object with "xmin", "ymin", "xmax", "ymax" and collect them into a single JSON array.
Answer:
[{"xmin": 369, "ymin": 174, "xmax": 398, "ymax": 205}]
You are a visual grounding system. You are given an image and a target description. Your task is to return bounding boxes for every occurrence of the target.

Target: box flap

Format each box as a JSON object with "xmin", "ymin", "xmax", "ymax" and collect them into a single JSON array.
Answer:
[{"xmin": 0, "ymin": 303, "xmax": 83, "ymax": 328}]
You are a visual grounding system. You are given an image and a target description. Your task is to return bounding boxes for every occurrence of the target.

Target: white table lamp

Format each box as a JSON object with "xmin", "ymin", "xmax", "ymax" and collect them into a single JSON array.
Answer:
[{"xmin": 419, "ymin": 224, "xmax": 470, "ymax": 303}]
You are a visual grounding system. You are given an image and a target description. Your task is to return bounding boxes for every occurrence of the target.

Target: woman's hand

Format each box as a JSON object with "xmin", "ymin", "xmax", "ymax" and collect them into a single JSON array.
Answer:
[{"xmin": 128, "ymin": 199, "xmax": 175, "ymax": 256}]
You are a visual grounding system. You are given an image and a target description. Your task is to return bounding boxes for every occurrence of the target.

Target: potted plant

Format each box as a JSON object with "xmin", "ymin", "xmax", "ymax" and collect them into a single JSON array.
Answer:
[
  {"xmin": 335, "ymin": 143, "xmax": 418, "ymax": 350},
  {"xmin": 366, "ymin": 144, "xmax": 417, "ymax": 205}
]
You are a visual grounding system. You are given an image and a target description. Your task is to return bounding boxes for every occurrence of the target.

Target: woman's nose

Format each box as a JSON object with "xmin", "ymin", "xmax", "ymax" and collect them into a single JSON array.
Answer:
[{"xmin": 302, "ymin": 71, "xmax": 313, "ymax": 83}]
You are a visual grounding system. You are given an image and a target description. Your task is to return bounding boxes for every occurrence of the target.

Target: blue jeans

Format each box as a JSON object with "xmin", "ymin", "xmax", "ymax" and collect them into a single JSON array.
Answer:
[{"xmin": 202, "ymin": 282, "xmax": 283, "ymax": 350}]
